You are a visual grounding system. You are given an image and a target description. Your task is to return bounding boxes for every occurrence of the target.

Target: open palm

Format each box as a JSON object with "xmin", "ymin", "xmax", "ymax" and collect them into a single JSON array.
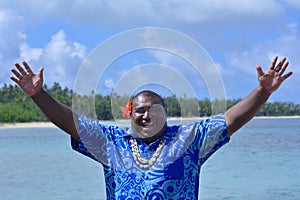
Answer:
[
  {"xmin": 10, "ymin": 61, "xmax": 44, "ymax": 97},
  {"xmin": 256, "ymin": 56, "xmax": 292, "ymax": 94}
]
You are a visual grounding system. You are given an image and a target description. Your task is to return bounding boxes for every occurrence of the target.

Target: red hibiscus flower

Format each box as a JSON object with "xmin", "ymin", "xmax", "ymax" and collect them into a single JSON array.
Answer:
[{"xmin": 120, "ymin": 101, "xmax": 132, "ymax": 119}]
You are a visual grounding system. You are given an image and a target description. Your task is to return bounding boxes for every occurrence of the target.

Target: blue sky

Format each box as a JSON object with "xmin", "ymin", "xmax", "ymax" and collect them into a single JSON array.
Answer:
[{"xmin": 1, "ymin": 0, "xmax": 299, "ymax": 103}]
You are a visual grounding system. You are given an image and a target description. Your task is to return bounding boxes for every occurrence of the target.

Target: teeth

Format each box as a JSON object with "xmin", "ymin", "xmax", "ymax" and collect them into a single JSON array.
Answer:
[{"xmin": 142, "ymin": 123, "xmax": 152, "ymax": 127}]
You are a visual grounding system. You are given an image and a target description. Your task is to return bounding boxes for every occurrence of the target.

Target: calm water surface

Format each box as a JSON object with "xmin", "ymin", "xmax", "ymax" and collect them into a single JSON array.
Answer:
[{"xmin": 1, "ymin": 117, "xmax": 300, "ymax": 200}]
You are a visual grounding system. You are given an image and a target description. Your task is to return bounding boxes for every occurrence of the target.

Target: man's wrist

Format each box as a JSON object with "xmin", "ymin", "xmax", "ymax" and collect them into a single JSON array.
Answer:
[
  {"xmin": 31, "ymin": 88, "xmax": 45, "ymax": 99},
  {"xmin": 257, "ymin": 86, "xmax": 271, "ymax": 98}
]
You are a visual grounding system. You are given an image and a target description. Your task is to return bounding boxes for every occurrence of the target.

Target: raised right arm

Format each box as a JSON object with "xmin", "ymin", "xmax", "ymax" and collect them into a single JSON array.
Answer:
[
  {"xmin": 31, "ymin": 90, "xmax": 79, "ymax": 140},
  {"xmin": 10, "ymin": 61, "xmax": 79, "ymax": 140}
]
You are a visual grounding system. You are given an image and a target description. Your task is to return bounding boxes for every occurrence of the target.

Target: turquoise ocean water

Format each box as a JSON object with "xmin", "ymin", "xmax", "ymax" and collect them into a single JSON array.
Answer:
[{"xmin": 1, "ymin": 117, "xmax": 300, "ymax": 200}]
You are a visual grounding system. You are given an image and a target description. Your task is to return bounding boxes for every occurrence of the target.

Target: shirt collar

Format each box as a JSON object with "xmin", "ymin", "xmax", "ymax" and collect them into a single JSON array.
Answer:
[{"xmin": 122, "ymin": 125, "xmax": 180, "ymax": 145}]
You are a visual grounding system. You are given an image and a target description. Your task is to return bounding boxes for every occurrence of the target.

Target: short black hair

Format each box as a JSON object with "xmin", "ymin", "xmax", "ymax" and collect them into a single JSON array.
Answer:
[{"xmin": 133, "ymin": 90, "xmax": 165, "ymax": 108}]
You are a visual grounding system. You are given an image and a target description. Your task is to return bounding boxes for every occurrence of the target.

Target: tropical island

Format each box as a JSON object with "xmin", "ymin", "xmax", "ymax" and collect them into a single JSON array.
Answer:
[{"xmin": 1, "ymin": 83, "xmax": 300, "ymax": 123}]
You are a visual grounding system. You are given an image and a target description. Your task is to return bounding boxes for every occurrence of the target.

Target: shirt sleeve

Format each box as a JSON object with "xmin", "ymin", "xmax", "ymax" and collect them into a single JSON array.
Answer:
[
  {"xmin": 71, "ymin": 114, "xmax": 110, "ymax": 165},
  {"xmin": 198, "ymin": 114, "xmax": 230, "ymax": 164}
]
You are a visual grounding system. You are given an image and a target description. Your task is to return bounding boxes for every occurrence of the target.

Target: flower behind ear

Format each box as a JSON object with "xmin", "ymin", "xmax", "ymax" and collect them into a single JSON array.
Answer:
[{"xmin": 120, "ymin": 101, "xmax": 132, "ymax": 119}]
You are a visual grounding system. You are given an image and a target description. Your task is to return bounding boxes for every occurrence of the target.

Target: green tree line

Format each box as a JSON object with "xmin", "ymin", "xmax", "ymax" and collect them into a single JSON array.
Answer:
[{"xmin": 1, "ymin": 83, "xmax": 300, "ymax": 123}]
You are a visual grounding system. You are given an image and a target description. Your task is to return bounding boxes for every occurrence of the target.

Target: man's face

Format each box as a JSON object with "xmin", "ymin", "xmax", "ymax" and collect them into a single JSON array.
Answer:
[{"xmin": 131, "ymin": 94, "xmax": 167, "ymax": 143}]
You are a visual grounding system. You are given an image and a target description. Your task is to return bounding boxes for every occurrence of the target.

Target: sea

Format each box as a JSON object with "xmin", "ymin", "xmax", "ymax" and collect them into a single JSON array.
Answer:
[{"xmin": 1, "ymin": 117, "xmax": 300, "ymax": 200}]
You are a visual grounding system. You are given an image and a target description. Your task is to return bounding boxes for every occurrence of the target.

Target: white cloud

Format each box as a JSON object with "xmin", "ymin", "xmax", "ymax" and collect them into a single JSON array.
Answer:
[
  {"xmin": 0, "ymin": 0, "xmax": 284, "ymax": 27},
  {"xmin": 1, "ymin": 1, "xmax": 299, "ymax": 103},
  {"xmin": 0, "ymin": 10, "xmax": 24, "ymax": 60},
  {"xmin": 104, "ymin": 79, "xmax": 116, "ymax": 89},
  {"xmin": 154, "ymin": 0, "xmax": 282, "ymax": 24},
  {"xmin": 227, "ymin": 22, "xmax": 300, "ymax": 73},
  {"xmin": 0, "ymin": 9, "xmax": 87, "ymax": 88},
  {"xmin": 0, "ymin": 10, "xmax": 26, "ymax": 84},
  {"xmin": 37, "ymin": 30, "xmax": 87, "ymax": 88},
  {"xmin": 222, "ymin": 22, "xmax": 300, "ymax": 101},
  {"xmin": 20, "ymin": 43, "xmax": 42, "ymax": 61}
]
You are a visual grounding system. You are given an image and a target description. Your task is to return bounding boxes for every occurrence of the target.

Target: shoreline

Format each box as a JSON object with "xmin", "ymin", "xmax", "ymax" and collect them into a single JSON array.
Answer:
[
  {"xmin": 1, "ymin": 115, "xmax": 300, "ymax": 129},
  {"xmin": 0, "ymin": 122, "xmax": 56, "ymax": 129}
]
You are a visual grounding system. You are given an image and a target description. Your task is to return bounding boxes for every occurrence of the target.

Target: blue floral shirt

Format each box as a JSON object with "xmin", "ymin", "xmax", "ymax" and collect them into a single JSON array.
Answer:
[{"xmin": 71, "ymin": 114, "xmax": 229, "ymax": 200}]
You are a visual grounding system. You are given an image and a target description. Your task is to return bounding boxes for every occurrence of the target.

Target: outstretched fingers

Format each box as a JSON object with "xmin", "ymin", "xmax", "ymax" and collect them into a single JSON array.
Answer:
[
  {"xmin": 256, "ymin": 65, "xmax": 264, "ymax": 78},
  {"xmin": 15, "ymin": 62, "xmax": 27, "ymax": 76},
  {"xmin": 10, "ymin": 66, "xmax": 23, "ymax": 85},
  {"xmin": 274, "ymin": 57, "xmax": 293, "ymax": 81},
  {"xmin": 281, "ymin": 71, "xmax": 293, "ymax": 81},
  {"xmin": 37, "ymin": 67, "xmax": 44, "ymax": 79},
  {"xmin": 22, "ymin": 61, "xmax": 33, "ymax": 74},
  {"xmin": 274, "ymin": 57, "xmax": 287, "ymax": 73},
  {"xmin": 11, "ymin": 67, "xmax": 21, "ymax": 79},
  {"xmin": 10, "ymin": 73, "xmax": 20, "ymax": 85},
  {"xmin": 278, "ymin": 60, "xmax": 289, "ymax": 76},
  {"xmin": 269, "ymin": 56, "xmax": 278, "ymax": 70},
  {"xmin": 10, "ymin": 61, "xmax": 37, "ymax": 84}
]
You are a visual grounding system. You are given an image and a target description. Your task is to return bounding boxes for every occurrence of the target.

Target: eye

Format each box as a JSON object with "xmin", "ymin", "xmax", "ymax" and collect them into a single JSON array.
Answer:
[{"xmin": 134, "ymin": 108, "xmax": 145, "ymax": 114}]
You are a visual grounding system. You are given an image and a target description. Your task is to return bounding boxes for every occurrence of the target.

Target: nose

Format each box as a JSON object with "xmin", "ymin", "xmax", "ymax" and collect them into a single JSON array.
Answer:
[{"xmin": 142, "ymin": 110, "xmax": 150, "ymax": 119}]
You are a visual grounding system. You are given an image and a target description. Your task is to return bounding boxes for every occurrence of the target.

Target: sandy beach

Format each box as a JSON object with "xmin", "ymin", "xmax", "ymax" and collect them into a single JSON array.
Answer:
[
  {"xmin": 0, "ymin": 118, "xmax": 195, "ymax": 129},
  {"xmin": 0, "ymin": 116, "xmax": 300, "ymax": 129},
  {"xmin": 0, "ymin": 122, "xmax": 55, "ymax": 129},
  {"xmin": 1, "ymin": 115, "xmax": 300, "ymax": 129}
]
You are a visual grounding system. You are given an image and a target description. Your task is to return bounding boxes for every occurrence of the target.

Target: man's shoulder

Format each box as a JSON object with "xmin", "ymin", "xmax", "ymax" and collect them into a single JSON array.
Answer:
[{"xmin": 77, "ymin": 114, "xmax": 130, "ymax": 135}]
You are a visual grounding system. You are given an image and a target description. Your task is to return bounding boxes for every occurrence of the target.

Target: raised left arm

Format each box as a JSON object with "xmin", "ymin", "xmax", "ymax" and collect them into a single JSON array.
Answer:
[{"xmin": 224, "ymin": 56, "xmax": 293, "ymax": 137}]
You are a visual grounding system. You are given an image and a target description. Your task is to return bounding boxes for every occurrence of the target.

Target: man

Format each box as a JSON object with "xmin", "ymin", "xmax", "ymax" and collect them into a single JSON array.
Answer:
[{"xmin": 10, "ymin": 56, "xmax": 292, "ymax": 199}]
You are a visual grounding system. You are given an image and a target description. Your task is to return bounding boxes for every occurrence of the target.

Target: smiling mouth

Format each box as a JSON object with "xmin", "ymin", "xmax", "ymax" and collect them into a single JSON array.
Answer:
[{"xmin": 142, "ymin": 122, "xmax": 154, "ymax": 128}]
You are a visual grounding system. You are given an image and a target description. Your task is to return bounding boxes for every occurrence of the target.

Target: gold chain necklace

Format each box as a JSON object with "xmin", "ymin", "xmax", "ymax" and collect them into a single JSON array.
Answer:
[{"xmin": 130, "ymin": 137, "xmax": 166, "ymax": 169}]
